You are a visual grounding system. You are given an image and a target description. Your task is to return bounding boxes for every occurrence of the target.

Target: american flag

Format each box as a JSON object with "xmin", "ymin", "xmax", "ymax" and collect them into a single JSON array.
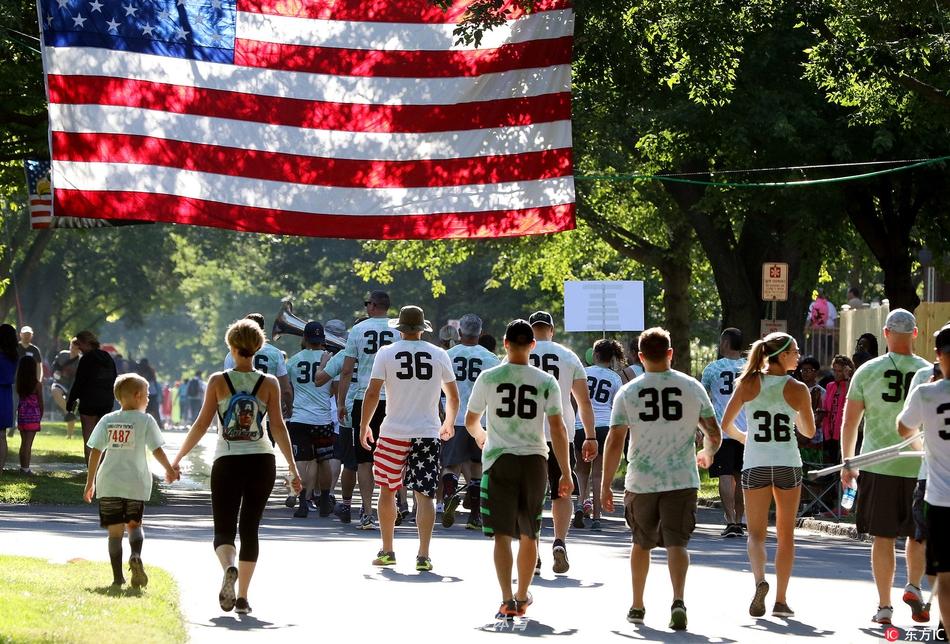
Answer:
[
  {"xmin": 24, "ymin": 160, "xmax": 53, "ymax": 228},
  {"xmin": 37, "ymin": 0, "xmax": 575, "ymax": 239}
]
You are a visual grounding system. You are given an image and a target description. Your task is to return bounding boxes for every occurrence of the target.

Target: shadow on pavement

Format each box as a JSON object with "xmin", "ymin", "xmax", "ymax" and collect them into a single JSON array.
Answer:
[
  {"xmin": 364, "ymin": 568, "xmax": 463, "ymax": 583},
  {"xmin": 742, "ymin": 617, "xmax": 837, "ymax": 638},
  {"xmin": 610, "ymin": 626, "xmax": 738, "ymax": 642},
  {"xmin": 476, "ymin": 618, "xmax": 578, "ymax": 637}
]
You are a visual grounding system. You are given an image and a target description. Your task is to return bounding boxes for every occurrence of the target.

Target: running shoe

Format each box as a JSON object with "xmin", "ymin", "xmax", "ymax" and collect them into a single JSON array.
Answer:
[
  {"xmin": 293, "ymin": 498, "xmax": 309, "ymax": 518},
  {"xmin": 627, "ymin": 607, "xmax": 646, "ymax": 624},
  {"xmin": 514, "ymin": 592, "xmax": 533, "ymax": 617},
  {"xmin": 669, "ymin": 600, "xmax": 687, "ymax": 631},
  {"xmin": 129, "ymin": 556, "xmax": 148, "ymax": 589},
  {"xmin": 590, "ymin": 519, "xmax": 602, "ymax": 531},
  {"xmin": 415, "ymin": 555, "xmax": 433, "ymax": 572},
  {"xmin": 234, "ymin": 598, "xmax": 252, "ymax": 615},
  {"xmin": 734, "ymin": 523, "xmax": 746, "ymax": 537},
  {"xmin": 552, "ymin": 545, "xmax": 570, "ymax": 574},
  {"xmin": 720, "ymin": 524, "xmax": 735, "ymax": 537},
  {"xmin": 319, "ymin": 495, "xmax": 333, "ymax": 517},
  {"xmin": 583, "ymin": 498, "xmax": 593, "ymax": 518},
  {"xmin": 219, "ymin": 566, "xmax": 238, "ymax": 612},
  {"xmin": 496, "ymin": 600, "xmax": 518, "ymax": 620},
  {"xmin": 373, "ymin": 550, "xmax": 397, "ymax": 566},
  {"xmin": 772, "ymin": 602, "xmax": 795, "ymax": 618},
  {"xmin": 535, "ymin": 557, "xmax": 542, "ymax": 576},
  {"xmin": 442, "ymin": 494, "xmax": 461, "ymax": 528},
  {"xmin": 749, "ymin": 580, "xmax": 769, "ymax": 617},
  {"xmin": 284, "ymin": 495, "xmax": 297, "ymax": 508},
  {"xmin": 572, "ymin": 509, "xmax": 585, "ymax": 529},
  {"xmin": 466, "ymin": 512, "xmax": 483, "ymax": 530},
  {"xmin": 903, "ymin": 584, "xmax": 930, "ymax": 622},
  {"xmin": 359, "ymin": 513, "xmax": 377, "ymax": 530},
  {"xmin": 872, "ymin": 606, "xmax": 894, "ymax": 625},
  {"xmin": 334, "ymin": 503, "xmax": 351, "ymax": 524}
]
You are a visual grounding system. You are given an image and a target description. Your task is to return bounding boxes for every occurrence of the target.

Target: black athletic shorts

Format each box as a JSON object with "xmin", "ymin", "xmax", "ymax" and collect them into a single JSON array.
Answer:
[
  {"xmin": 573, "ymin": 426, "xmax": 609, "ymax": 457},
  {"xmin": 99, "ymin": 497, "xmax": 145, "ymax": 527},
  {"xmin": 482, "ymin": 454, "xmax": 547, "ymax": 539},
  {"xmin": 710, "ymin": 439, "xmax": 744, "ymax": 478},
  {"xmin": 912, "ymin": 479, "xmax": 928, "ymax": 544},
  {"xmin": 855, "ymin": 471, "xmax": 916, "ymax": 539},
  {"xmin": 741, "ymin": 466, "xmax": 803, "ymax": 490},
  {"xmin": 546, "ymin": 441, "xmax": 578, "ymax": 500},
  {"xmin": 442, "ymin": 426, "xmax": 481, "ymax": 467},
  {"xmin": 926, "ymin": 502, "xmax": 950, "ymax": 575},
  {"xmin": 288, "ymin": 422, "xmax": 316, "ymax": 462},
  {"xmin": 351, "ymin": 399, "xmax": 386, "ymax": 465},
  {"xmin": 334, "ymin": 425, "xmax": 357, "ymax": 472}
]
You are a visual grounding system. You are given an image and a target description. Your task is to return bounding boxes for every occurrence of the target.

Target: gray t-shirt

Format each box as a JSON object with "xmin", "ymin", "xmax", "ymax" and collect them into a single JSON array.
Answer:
[{"xmin": 87, "ymin": 409, "xmax": 165, "ymax": 501}]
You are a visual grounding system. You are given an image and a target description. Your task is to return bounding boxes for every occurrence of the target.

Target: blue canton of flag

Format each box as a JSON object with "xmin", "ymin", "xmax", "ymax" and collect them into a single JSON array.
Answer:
[{"xmin": 40, "ymin": 0, "xmax": 236, "ymax": 62}]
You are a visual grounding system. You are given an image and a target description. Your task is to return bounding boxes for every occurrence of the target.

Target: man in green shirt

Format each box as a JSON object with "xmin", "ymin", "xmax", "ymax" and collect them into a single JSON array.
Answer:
[{"xmin": 841, "ymin": 309, "xmax": 931, "ymax": 625}]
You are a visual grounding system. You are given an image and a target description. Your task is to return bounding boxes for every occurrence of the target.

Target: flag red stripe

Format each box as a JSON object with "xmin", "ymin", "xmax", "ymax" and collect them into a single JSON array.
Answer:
[
  {"xmin": 52, "ymin": 133, "xmax": 573, "ymax": 189},
  {"xmin": 47, "ymin": 76, "xmax": 570, "ymax": 134},
  {"xmin": 55, "ymin": 191, "xmax": 575, "ymax": 239},
  {"xmin": 234, "ymin": 36, "xmax": 572, "ymax": 78},
  {"xmin": 238, "ymin": 0, "xmax": 570, "ymax": 23}
]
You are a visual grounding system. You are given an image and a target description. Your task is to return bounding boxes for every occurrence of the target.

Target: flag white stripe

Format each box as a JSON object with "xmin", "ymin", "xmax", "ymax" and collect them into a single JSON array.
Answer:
[
  {"xmin": 49, "ymin": 104, "xmax": 572, "ymax": 161},
  {"xmin": 45, "ymin": 48, "xmax": 571, "ymax": 106},
  {"xmin": 236, "ymin": 9, "xmax": 573, "ymax": 51},
  {"xmin": 53, "ymin": 161, "xmax": 575, "ymax": 216}
]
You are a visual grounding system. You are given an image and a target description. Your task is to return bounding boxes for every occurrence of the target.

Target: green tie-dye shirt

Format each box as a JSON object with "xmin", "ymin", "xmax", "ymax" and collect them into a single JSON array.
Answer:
[
  {"xmin": 611, "ymin": 369, "xmax": 715, "ymax": 494},
  {"xmin": 467, "ymin": 363, "xmax": 562, "ymax": 471}
]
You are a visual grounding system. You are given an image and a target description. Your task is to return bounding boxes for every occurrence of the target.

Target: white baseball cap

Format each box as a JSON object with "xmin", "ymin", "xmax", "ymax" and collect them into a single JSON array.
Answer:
[{"xmin": 20, "ymin": 325, "xmax": 33, "ymax": 335}]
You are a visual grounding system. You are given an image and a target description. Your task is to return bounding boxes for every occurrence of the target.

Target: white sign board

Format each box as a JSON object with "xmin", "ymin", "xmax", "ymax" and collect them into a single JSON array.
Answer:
[
  {"xmin": 564, "ymin": 281, "xmax": 645, "ymax": 333},
  {"xmin": 762, "ymin": 262, "xmax": 789, "ymax": 302},
  {"xmin": 760, "ymin": 319, "xmax": 788, "ymax": 337}
]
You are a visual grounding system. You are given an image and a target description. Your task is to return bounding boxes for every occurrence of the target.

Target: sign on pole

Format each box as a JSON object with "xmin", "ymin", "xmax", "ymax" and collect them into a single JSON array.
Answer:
[
  {"xmin": 760, "ymin": 319, "xmax": 788, "ymax": 338},
  {"xmin": 762, "ymin": 263, "xmax": 789, "ymax": 302},
  {"xmin": 563, "ymin": 281, "xmax": 645, "ymax": 333}
]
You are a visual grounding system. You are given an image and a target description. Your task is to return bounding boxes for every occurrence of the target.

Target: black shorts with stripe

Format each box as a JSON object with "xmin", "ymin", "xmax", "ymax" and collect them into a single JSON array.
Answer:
[
  {"xmin": 481, "ymin": 454, "xmax": 547, "ymax": 540},
  {"xmin": 741, "ymin": 466, "xmax": 803, "ymax": 490}
]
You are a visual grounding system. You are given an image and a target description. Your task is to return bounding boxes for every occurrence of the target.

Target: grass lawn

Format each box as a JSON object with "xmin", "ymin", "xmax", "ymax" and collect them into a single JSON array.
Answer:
[
  {"xmin": 6, "ymin": 421, "xmax": 86, "ymax": 464},
  {"xmin": 0, "ymin": 555, "xmax": 186, "ymax": 644}
]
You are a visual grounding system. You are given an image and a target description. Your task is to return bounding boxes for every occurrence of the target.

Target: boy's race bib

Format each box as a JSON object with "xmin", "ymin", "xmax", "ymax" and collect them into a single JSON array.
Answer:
[{"xmin": 106, "ymin": 423, "xmax": 135, "ymax": 450}]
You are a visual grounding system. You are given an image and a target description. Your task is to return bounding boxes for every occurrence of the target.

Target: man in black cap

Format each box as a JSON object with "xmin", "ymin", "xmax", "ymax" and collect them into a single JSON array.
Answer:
[{"xmin": 527, "ymin": 311, "xmax": 597, "ymax": 575}]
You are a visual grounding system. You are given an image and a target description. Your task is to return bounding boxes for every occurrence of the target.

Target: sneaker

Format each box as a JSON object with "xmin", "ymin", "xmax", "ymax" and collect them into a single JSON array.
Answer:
[
  {"xmin": 19, "ymin": 468, "xmax": 32, "ymax": 475},
  {"xmin": 514, "ymin": 592, "xmax": 534, "ymax": 617},
  {"xmin": 415, "ymin": 555, "xmax": 433, "ymax": 572},
  {"xmin": 496, "ymin": 600, "xmax": 517, "ymax": 620},
  {"xmin": 734, "ymin": 523, "xmax": 746, "ymax": 537},
  {"xmin": 129, "ymin": 556, "xmax": 148, "ymax": 589},
  {"xmin": 583, "ymin": 498, "xmax": 593, "ymax": 518},
  {"xmin": 721, "ymin": 524, "xmax": 736, "ymax": 537},
  {"xmin": 359, "ymin": 513, "xmax": 377, "ymax": 530},
  {"xmin": 552, "ymin": 545, "xmax": 570, "ymax": 574},
  {"xmin": 442, "ymin": 473, "xmax": 459, "ymax": 501},
  {"xmin": 373, "ymin": 550, "xmax": 396, "ymax": 566},
  {"xmin": 334, "ymin": 503, "xmax": 352, "ymax": 524},
  {"xmin": 466, "ymin": 512, "xmax": 483, "ymax": 530},
  {"xmin": 590, "ymin": 519, "xmax": 602, "ymax": 531},
  {"xmin": 772, "ymin": 602, "xmax": 795, "ymax": 618},
  {"xmin": 293, "ymin": 499, "xmax": 309, "ymax": 518},
  {"xmin": 627, "ymin": 607, "xmax": 646, "ymax": 624},
  {"xmin": 669, "ymin": 600, "xmax": 687, "ymax": 631},
  {"xmin": 319, "ymin": 495, "xmax": 333, "ymax": 517},
  {"xmin": 284, "ymin": 495, "xmax": 297, "ymax": 508},
  {"xmin": 442, "ymin": 494, "xmax": 461, "ymax": 528},
  {"xmin": 234, "ymin": 598, "xmax": 252, "ymax": 615},
  {"xmin": 572, "ymin": 509, "xmax": 585, "ymax": 529},
  {"xmin": 219, "ymin": 566, "xmax": 238, "ymax": 612},
  {"xmin": 535, "ymin": 557, "xmax": 542, "ymax": 576},
  {"xmin": 903, "ymin": 584, "xmax": 930, "ymax": 622},
  {"xmin": 872, "ymin": 605, "xmax": 894, "ymax": 625},
  {"xmin": 749, "ymin": 580, "xmax": 769, "ymax": 617}
]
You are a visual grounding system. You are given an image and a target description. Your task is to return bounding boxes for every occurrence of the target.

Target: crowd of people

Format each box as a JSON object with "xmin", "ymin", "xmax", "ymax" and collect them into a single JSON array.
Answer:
[{"xmin": 72, "ymin": 292, "xmax": 949, "ymax": 636}]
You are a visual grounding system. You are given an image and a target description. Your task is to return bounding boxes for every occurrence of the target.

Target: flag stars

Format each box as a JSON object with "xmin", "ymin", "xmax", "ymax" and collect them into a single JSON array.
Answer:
[
  {"xmin": 55, "ymin": 0, "xmax": 69, "ymax": 9},
  {"xmin": 122, "ymin": 3, "xmax": 137, "ymax": 16},
  {"xmin": 88, "ymin": 0, "xmax": 102, "ymax": 12},
  {"xmin": 174, "ymin": 25, "xmax": 189, "ymax": 39},
  {"xmin": 105, "ymin": 16, "xmax": 120, "ymax": 32},
  {"xmin": 140, "ymin": 22, "xmax": 155, "ymax": 36},
  {"xmin": 72, "ymin": 13, "xmax": 87, "ymax": 27}
]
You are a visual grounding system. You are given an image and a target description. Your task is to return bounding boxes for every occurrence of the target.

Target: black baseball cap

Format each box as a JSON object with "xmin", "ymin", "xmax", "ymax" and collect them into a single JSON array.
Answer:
[
  {"xmin": 304, "ymin": 321, "xmax": 325, "ymax": 344},
  {"xmin": 505, "ymin": 319, "xmax": 534, "ymax": 346},
  {"xmin": 935, "ymin": 323, "xmax": 950, "ymax": 353},
  {"xmin": 528, "ymin": 311, "xmax": 554, "ymax": 328}
]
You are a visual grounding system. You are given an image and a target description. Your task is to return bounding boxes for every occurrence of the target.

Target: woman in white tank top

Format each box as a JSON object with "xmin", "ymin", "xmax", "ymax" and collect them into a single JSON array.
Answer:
[{"xmin": 721, "ymin": 332, "xmax": 816, "ymax": 620}]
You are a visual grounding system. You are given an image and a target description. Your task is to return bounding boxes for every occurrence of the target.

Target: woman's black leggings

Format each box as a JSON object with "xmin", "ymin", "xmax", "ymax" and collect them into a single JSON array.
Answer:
[{"xmin": 210, "ymin": 453, "xmax": 276, "ymax": 562}]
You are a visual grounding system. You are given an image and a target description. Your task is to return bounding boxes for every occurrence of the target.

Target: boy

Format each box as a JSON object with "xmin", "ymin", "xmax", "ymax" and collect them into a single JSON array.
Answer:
[
  {"xmin": 84, "ymin": 373, "xmax": 178, "ymax": 588},
  {"xmin": 466, "ymin": 319, "xmax": 571, "ymax": 619}
]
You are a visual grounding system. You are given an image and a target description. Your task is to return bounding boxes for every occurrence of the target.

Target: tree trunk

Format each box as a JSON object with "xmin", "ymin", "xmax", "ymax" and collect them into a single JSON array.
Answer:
[{"xmin": 660, "ymin": 253, "xmax": 692, "ymax": 373}]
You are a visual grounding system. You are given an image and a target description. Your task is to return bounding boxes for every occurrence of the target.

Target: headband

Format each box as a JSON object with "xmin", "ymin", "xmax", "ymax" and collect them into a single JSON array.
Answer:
[{"xmin": 767, "ymin": 336, "xmax": 793, "ymax": 358}]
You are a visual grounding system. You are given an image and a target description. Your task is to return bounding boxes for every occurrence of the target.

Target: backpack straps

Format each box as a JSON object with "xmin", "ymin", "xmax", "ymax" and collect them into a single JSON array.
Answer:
[{"xmin": 250, "ymin": 374, "xmax": 265, "ymax": 397}]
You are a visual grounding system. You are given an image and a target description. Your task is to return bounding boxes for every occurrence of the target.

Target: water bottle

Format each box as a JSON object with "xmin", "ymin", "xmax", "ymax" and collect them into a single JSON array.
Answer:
[{"xmin": 841, "ymin": 482, "xmax": 857, "ymax": 510}]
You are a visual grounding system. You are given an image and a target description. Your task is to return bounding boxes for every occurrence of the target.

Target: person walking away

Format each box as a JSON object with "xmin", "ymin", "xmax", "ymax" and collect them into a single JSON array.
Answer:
[
  {"xmin": 841, "ymin": 309, "xmax": 932, "ymax": 625},
  {"xmin": 67, "ymin": 330, "xmax": 118, "ymax": 463},
  {"xmin": 84, "ymin": 373, "xmax": 177, "ymax": 588},
  {"xmin": 15, "ymin": 356, "xmax": 43, "ymax": 474},
  {"xmin": 51, "ymin": 338, "xmax": 81, "ymax": 438},
  {"xmin": 171, "ymin": 319, "xmax": 301, "ymax": 615},
  {"xmin": 465, "ymin": 319, "xmax": 571, "ymax": 619},
  {"xmin": 721, "ymin": 332, "xmax": 816, "ymax": 619}
]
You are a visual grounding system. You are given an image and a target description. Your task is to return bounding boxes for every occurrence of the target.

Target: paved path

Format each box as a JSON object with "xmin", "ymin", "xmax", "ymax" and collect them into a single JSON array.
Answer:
[{"xmin": 0, "ymin": 483, "xmax": 942, "ymax": 644}]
